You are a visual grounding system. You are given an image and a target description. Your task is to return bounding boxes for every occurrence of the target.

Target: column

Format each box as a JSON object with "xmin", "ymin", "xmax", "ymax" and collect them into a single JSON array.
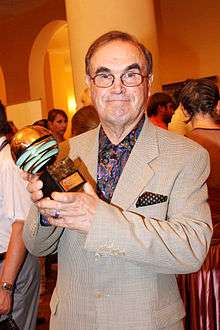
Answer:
[{"xmin": 65, "ymin": 0, "xmax": 160, "ymax": 107}]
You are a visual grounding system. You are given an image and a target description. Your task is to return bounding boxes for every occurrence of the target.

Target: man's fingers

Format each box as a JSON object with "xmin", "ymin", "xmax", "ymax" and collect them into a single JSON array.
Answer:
[
  {"xmin": 51, "ymin": 191, "xmax": 78, "ymax": 203},
  {"xmin": 31, "ymin": 190, "xmax": 44, "ymax": 202},
  {"xmin": 21, "ymin": 170, "xmax": 39, "ymax": 182},
  {"xmin": 50, "ymin": 183, "xmax": 98, "ymax": 203},
  {"xmin": 27, "ymin": 179, "xmax": 43, "ymax": 193}
]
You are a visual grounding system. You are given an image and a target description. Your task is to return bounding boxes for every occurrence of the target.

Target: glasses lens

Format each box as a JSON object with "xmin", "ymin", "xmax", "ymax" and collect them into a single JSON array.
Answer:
[
  {"xmin": 122, "ymin": 72, "xmax": 143, "ymax": 87},
  {"xmin": 94, "ymin": 74, "xmax": 113, "ymax": 87}
]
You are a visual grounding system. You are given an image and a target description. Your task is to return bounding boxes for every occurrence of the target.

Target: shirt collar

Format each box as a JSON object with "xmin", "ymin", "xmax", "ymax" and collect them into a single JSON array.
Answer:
[{"xmin": 99, "ymin": 115, "xmax": 145, "ymax": 152}]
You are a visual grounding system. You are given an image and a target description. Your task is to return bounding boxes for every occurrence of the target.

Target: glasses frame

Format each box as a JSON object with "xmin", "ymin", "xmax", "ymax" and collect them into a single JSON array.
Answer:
[{"xmin": 89, "ymin": 72, "xmax": 148, "ymax": 88}]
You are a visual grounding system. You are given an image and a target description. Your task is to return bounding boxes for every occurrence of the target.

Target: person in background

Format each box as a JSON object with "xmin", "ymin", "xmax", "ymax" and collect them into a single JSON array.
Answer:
[
  {"xmin": 5, "ymin": 121, "xmax": 18, "ymax": 143},
  {"xmin": 216, "ymin": 99, "xmax": 220, "ymax": 117},
  {"xmin": 33, "ymin": 118, "xmax": 48, "ymax": 129},
  {"xmin": 47, "ymin": 109, "xmax": 68, "ymax": 143},
  {"xmin": 80, "ymin": 87, "xmax": 92, "ymax": 107},
  {"xmin": 71, "ymin": 105, "xmax": 100, "ymax": 137},
  {"xmin": 23, "ymin": 31, "xmax": 211, "ymax": 330},
  {"xmin": 0, "ymin": 102, "xmax": 40, "ymax": 329},
  {"xmin": 147, "ymin": 92, "xmax": 175, "ymax": 129},
  {"xmin": 177, "ymin": 78, "xmax": 220, "ymax": 330},
  {"xmin": 0, "ymin": 101, "xmax": 18, "ymax": 143},
  {"xmin": 168, "ymin": 82, "xmax": 193, "ymax": 135}
]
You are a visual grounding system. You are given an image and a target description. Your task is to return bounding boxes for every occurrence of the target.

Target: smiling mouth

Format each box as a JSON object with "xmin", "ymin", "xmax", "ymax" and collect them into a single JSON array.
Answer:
[{"xmin": 107, "ymin": 99, "xmax": 130, "ymax": 102}]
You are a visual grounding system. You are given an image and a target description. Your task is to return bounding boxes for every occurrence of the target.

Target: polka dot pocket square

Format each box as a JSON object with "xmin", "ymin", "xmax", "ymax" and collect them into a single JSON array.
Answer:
[{"xmin": 136, "ymin": 191, "xmax": 168, "ymax": 207}]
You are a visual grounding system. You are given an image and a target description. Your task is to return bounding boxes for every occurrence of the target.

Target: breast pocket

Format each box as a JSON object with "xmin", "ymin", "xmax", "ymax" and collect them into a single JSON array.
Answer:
[{"xmin": 128, "ymin": 200, "xmax": 169, "ymax": 221}]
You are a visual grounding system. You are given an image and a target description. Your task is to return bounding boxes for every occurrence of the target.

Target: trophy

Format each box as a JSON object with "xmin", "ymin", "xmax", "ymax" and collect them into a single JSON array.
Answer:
[{"xmin": 11, "ymin": 125, "xmax": 86, "ymax": 197}]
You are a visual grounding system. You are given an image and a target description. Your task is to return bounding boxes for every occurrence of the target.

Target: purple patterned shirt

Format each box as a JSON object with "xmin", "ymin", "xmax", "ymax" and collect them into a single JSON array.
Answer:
[{"xmin": 96, "ymin": 116, "xmax": 145, "ymax": 203}]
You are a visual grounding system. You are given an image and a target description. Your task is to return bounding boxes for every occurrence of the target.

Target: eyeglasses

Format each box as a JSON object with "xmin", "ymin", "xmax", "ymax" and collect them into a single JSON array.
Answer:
[{"xmin": 90, "ymin": 72, "xmax": 148, "ymax": 88}]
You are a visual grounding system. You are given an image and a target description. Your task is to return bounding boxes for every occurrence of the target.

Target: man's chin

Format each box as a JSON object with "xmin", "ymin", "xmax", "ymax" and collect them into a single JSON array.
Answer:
[{"xmin": 106, "ymin": 103, "xmax": 130, "ymax": 114}]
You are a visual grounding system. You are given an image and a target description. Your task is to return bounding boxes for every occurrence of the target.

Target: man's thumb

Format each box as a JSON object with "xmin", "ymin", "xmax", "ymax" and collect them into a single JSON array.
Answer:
[{"xmin": 83, "ymin": 182, "xmax": 97, "ymax": 198}]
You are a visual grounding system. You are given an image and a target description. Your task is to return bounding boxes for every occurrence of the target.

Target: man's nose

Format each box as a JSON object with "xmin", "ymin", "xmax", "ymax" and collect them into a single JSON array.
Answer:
[{"xmin": 111, "ymin": 77, "xmax": 124, "ymax": 93}]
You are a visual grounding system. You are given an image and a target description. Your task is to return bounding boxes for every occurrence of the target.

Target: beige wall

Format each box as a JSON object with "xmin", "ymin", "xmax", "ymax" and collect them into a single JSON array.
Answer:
[
  {"xmin": 1, "ymin": 0, "xmax": 220, "ymax": 112},
  {"xmin": 155, "ymin": 0, "xmax": 220, "ymax": 87},
  {"xmin": 0, "ymin": 67, "xmax": 7, "ymax": 104},
  {"xmin": 48, "ymin": 50, "xmax": 75, "ymax": 138},
  {"xmin": 0, "ymin": 0, "xmax": 66, "ymax": 106},
  {"xmin": 44, "ymin": 52, "xmax": 54, "ymax": 114}
]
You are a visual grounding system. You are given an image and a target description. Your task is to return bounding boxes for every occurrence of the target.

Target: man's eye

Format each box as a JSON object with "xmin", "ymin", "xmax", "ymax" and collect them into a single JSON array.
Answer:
[
  {"xmin": 98, "ymin": 73, "xmax": 111, "ymax": 79},
  {"xmin": 125, "ymin": 72, "xmax": 137, "ymax": 78}
]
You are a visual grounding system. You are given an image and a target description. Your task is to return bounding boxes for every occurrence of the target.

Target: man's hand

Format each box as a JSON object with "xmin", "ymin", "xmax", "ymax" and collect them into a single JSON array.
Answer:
[
  {"xmin": 36, "ymin": 183, "xmax": 99, "ymax": 233},
  {"xmin": 0, "ymin": 288, "xmax": 12, "ymax": 315},
  {"xmin": 25, "ymin": 173, "xmax": 44, "ymax": 202}
]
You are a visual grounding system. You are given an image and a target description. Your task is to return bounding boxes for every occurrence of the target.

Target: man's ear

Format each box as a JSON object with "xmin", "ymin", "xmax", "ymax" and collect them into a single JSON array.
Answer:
[
  {"xmin": 86, "ymin": 75, "xmax": 91, "ymax": 88},
  {"xmin": 148, "ymin": 73, "xmax": 153, "ymax": 86},
  {"xmin": 147, "ymin": 74, "xmax": 153, "ymax": 97}
]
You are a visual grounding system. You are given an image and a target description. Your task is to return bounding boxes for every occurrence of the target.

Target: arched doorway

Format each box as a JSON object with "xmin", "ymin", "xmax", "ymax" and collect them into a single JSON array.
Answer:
[{"xmin": 29, "ymin": 20, "xmax": 75, "ymax": 137}]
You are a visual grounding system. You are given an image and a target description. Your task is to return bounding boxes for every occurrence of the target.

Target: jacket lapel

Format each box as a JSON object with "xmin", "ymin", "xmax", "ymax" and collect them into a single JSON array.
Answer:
[
  {"xmin": 77, "ymin": 126, "xmax": 99, "ymax": 182},
  {"xmin": 77, "ymin": 121, "xmax": 159, "ymax": 209},
  {"xmin": 111, "ymin": 120, "xmax": 159, "ymax": 210}
]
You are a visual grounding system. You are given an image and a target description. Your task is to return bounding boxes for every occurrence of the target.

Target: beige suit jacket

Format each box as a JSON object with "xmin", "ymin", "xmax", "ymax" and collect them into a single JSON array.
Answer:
[{"xmin": 23, "ymin": 119, "xmax": 212, "ymax": 330}]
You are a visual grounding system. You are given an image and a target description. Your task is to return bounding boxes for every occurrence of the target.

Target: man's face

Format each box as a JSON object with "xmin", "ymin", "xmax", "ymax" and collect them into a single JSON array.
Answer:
[{"xmin": 87, "ymin": 40, "xmax": 149, "ymax": 131}]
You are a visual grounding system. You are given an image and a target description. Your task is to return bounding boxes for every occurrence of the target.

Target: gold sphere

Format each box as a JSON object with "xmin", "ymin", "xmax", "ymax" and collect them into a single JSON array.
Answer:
[{"xmin": 11, "ymin": 125, "xmax": 59, "ymax": 173}]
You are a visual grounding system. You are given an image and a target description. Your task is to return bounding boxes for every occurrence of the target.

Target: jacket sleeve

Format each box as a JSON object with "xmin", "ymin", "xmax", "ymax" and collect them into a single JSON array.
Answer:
[{"xmin": 23, "ymin": 205, "xmax": 64, "ymax": 256}]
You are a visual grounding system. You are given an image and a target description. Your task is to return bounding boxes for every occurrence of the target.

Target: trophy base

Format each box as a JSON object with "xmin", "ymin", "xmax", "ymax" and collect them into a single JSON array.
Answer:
[{"xmin": 40, "ymin": 157, "xmax": 86, "ymax": 197}]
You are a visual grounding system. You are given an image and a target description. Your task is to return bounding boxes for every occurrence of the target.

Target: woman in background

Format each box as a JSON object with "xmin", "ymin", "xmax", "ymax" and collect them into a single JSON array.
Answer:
[
  {"xmin": 178, "ymin": 78, "xmax": 220, "ymax": 330},
  {"xmin": 47, "ymin": 108, "xmax": 68, "ymax": 143}
]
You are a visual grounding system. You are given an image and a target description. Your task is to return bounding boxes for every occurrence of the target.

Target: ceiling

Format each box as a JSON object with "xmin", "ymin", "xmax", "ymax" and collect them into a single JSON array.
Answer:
[
  {"xmin": 0, "ymin": 0, "xmax": 49, "ymax": 19},
  {"xmin": 0, "ymin": 0, "xmax": 69, "ymax": 52}
]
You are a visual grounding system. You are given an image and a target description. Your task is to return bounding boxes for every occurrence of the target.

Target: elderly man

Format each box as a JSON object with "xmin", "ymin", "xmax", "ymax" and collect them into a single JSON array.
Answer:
[{"xmin": 23, "ymin": 31, "xmax": 212, "ymax": 330}]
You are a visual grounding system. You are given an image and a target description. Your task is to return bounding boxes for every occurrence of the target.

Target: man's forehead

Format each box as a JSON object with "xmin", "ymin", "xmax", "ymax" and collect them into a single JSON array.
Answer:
[{"xmin": 90, "ymin": 40, "xmax": 146, "ymax": 71}]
